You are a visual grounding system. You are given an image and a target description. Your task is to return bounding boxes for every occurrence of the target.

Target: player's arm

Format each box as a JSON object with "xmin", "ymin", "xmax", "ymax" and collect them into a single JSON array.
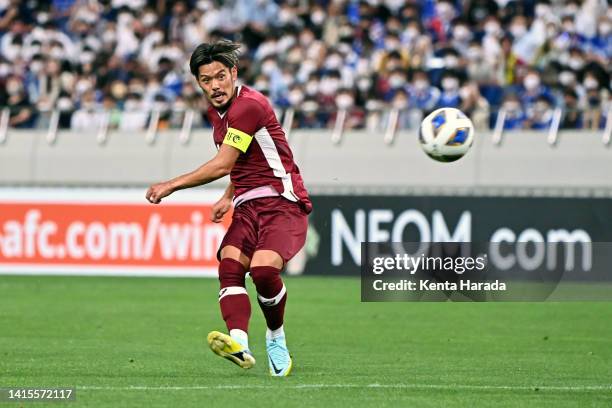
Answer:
[{"xmin": 146, "ymin": 144, "xmax": 240, "ymax": 204}]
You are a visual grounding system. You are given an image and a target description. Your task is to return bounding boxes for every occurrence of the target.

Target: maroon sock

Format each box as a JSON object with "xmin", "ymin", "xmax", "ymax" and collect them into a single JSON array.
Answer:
[
  {"xmin": 218, "ymin": 258, "xmax": 250, "ymax": 333},
  {"xmin": 250, "ymin": 266, "xmax": 287, "ymax": 331}
]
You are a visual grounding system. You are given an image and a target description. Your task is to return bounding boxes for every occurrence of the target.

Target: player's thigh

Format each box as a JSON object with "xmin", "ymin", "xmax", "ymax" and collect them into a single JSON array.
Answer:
[
  {"xmin": 217, "ymin": 204, "xmax": 258, "ymax": 268},
  {"xmin": 255, "ymin": 199, "xmax": 308, "ymax": 267}
]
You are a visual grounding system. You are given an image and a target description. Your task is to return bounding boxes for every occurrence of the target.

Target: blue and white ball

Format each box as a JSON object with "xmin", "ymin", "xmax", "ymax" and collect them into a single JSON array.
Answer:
[{"xmin": 419, "ymin": 107, "xmax": 474, "ymax": 162}]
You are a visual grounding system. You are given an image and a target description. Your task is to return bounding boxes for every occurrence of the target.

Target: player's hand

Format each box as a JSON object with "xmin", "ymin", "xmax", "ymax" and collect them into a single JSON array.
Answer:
[
  {"xmin": 146, "ymin": 182, "xmax": 174, "ymax": 204},
  {"xmin": 211, "ymin": 197, "xmax": 232, "ymax": 222}
]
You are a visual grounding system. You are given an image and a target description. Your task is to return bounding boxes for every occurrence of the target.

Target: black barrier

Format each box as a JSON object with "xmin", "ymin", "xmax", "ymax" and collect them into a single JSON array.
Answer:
[{"xmin": 298, "ymin": 196, "xmax": 612, "ymax": 277}]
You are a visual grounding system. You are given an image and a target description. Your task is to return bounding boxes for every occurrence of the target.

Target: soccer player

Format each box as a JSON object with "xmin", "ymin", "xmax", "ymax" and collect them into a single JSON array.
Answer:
[{"xmin": 145, "ymin": 40, "xmax": 311, "ymax": 377}]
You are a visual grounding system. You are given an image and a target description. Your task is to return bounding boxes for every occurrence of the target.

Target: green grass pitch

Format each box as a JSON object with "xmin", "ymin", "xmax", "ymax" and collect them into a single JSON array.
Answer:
[{"xmin": 1, "ymin": 275, "xmax": 611, "ymax": 407}]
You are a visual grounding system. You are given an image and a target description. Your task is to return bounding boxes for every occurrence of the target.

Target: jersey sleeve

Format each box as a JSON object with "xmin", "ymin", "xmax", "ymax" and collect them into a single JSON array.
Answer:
[{"xmin": 223, "ymin": 99, "xmax": 265, "ymax": 153}]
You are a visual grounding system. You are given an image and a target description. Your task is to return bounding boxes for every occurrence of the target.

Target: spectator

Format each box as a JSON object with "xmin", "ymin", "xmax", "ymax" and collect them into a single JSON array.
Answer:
[
  {"xmin": 460, "ymin": 82, "xmax": 490, "ymax": 130},
  {"xmin": 5, "ymin": 74, "xmax": 35, "ymax": 128},
  {"xmin": 561, "ymin": 89, "xmax": 583, "ymax": 129},
  {"xmin": 119, "ymin": 92, "xmax": 148, "ymax": 131},
  {"xmin": 500, "ymin": 94, "xmax": 526, "ymax": 130},
  {"xmin": 70, "ymin": 90, "xmax": 102, "ymax": 131},
  {"xmin": 0, "ymin": 0, "xmax": 609, "ymax": 133},
  {"xmin": 437, "ymin": 71, "xmax": 462, "ymax": 109},
  {"xmin": 407, "ymin": 69, "xmax": 440, "ymax": 113},
  {"xmin": 525, "ymin": 95, "xmax": 555, "ymax": 130},
  {"xmin": 516, "ymin": 68, "xmax": 555, "ymax": 110},
  {"xmin": 584, "ymin": 88, "xmax": 604, "ymax": 130}
]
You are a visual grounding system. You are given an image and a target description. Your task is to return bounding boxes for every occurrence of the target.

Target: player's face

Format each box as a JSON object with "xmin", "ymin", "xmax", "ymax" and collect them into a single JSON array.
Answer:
[{"xmin": 197, "ymin": 61, "xmax": 238, "ymax": 110}]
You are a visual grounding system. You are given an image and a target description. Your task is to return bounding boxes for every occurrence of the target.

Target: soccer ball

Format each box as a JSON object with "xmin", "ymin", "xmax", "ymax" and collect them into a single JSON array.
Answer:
[{"xmin": 419, "ymin": 107, "xmax": 474, "ymax": 162}]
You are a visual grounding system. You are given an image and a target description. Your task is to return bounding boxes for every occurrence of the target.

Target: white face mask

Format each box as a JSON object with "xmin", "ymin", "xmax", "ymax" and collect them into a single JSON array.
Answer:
[
  {"xmin": 288, "ymin": 90, "xmax": 304, "ymax": 105},
  {"xmin": 484, "ymin": 22, "xmax": 501, "ymax": 36},
  {"xmin": 523, "ymin": 75, "xmax": 540, "ymax": 90},
  {"xmin": 305, "ymin": 81, "xmax": 319, "ymax": 96},
  {"xmin": 80, "ymin": 51, "xmax": 95, "ymax": 65},
  {"xmin": 57, "ymin": 97, "xmax": 73, "ymax": 111},
  {"xmin": 261, "ymin": 61, "xmax": 277, "ymax": 76},
  {"xmin": 50, "ymin": 46, "xmax": 64, "ymax": 60},
  {"xmin": 405, "ymin": 27, "xmax": 420, "ymax": 40},
  {"xmin": 599, "ymin": 23, "xmax": 611, "ymax": 36},
  {"xmin": 442, "ymin": 77, "xmax": 459, "ymax": 91},
  {"xmin": 0, "ymin": 63, "xmax": 11, "ymax": 77},
  {"xmin": 435, "ymin": 2, "xmax": 455, "ymax": 21},
  {"xmin": 102, "ymin": 30, "xmax": 117, "ymax": 44},
  {"xmin": 335, "ymin": 94, "xmax": 354, "ymax": 109},
  {"xmin": 453, "ymin": 26, "xmax": 471, "ymax": 41},
  {"xmin": 325, "ymin": 55, "xmax": 343, "ymax": 70},
  {"xmin": 279, "ymin": 8, "xmax": 294, "ymax": 24},
  {"xmin": 568, "ymin": 57, "xmax": 584, "ymax": 70},
  {"xmin": 535, "ymin": 4, "xmax": 550, "ymax": 18},
  {"xmin": 152, "ymin": 101, "xmax": 168, "ymax": 111},
  {"xmin": 510, "ymin": 25, "xmax": 527, "ymax": 38},
  {"xmin": 320, "ymin": 78, "xmax": 339, "ymax": 95},
  {"xmin": 444, "ymin": 55, "xmax": 459, "ymax": 68},
  {"xmin": 584, "ymin": 77, "xmax": 599, "ymax": 90},
  {"xmin": 143, "ymin": 13, "xmax": 157, "ymax": 27},
  {"xmin": 311, "ymin": 10, "xmax": 326, "ymax": 25},
  {"xmin": 389, "ymin": 75, "xmax": 405, "ymax": 88},
  {"xmin": 301, "ymin": 101, "xmax": 318, "ymax": 113},
  {"xmin": 30, "ymin": 61, "xmax": 44, "ymax": 73},
  {"xmin": 76, "ymin": 79, "xmax": 92, "ymax": 94},
  {"xmin": 124, "ymin": 100, "xmax": 140, "ymax": 110},
  {"xmin": 357, "ymin": 78, "xmax": 371, "ymax": 91},
  {"xmin": 559, "ymin": 71, "xmax": 575, "ymax": 86},
  {"xmin": 414, "ymin": 79, "xmax": 429, "ymax": 91}
]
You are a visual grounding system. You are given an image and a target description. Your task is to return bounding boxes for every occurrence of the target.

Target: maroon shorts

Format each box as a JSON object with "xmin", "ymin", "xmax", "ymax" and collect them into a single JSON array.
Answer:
[{"xmin": 218, "ymin": 197, "xmax": 309, "ymax": 263}]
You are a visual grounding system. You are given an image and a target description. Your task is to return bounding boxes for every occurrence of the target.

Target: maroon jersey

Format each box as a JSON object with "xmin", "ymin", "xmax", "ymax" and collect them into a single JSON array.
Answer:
[{"xmin": 208, "ymin": 86, "xmax": 311, "ymax": 212}]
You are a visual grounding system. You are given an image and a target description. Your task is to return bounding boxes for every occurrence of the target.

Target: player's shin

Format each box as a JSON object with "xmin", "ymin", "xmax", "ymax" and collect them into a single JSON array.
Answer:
[
  {"xmin": 218, "ymin": 258, "xmax": 251, "ymax": 348},
  {"xmin": 250, "ymin": 266, "xmax": 287, "ymax": 331}
]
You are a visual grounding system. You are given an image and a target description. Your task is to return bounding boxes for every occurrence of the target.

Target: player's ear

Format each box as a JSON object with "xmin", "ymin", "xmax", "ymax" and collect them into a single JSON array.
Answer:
[{"xmin": 231, "ymin": 66, "xmax": 238, "ymax": 81}]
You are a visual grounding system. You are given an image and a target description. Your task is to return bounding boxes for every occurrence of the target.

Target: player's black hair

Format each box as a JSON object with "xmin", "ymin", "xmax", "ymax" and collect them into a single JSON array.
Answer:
[{"xmin": 189, "ymin": 40, "xmax": 241, "ymax": 77}]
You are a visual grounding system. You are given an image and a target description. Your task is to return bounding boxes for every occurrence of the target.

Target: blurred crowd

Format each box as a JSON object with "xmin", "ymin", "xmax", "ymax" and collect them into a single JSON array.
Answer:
[{"xmin": 0, "ymin": 0, "xmax": 610, "ymax": 132}]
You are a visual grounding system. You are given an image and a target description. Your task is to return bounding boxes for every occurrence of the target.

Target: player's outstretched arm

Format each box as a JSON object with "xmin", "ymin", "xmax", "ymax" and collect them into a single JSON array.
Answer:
[
  {"xmin": 211, "ymin": 183, "xmax": 234, "ymax": 223},
  {"xmin": 146, "ymin": 145, "xmax": 240, "ymax": 204}
]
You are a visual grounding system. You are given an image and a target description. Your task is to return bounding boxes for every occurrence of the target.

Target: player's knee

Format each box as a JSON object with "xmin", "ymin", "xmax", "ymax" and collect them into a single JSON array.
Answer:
[
  {"xmin": 250, "ymin": 249, "xmax": 284, "ymax": 269},
  {"xmin": 249, "ymin": 265, "xmax": 284, "ymax": 299},
  {"xmin": 249, "ymin": 265, "xmax": 280, "ymax": 282},
  {"xmin": 218, "ymin": 257, "xmax": 247, "ymax": 288},
  {"xmin": 220, "ymin": 245, "xmax": 250, "ymax": 269}
]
